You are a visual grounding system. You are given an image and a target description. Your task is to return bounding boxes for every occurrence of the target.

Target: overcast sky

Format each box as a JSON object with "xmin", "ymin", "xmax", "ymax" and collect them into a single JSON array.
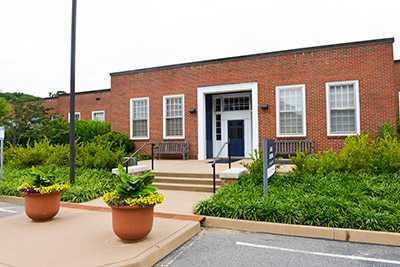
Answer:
[{"xmin": 1, "ymin": 0, "xmax": 399, "ymax": 98}]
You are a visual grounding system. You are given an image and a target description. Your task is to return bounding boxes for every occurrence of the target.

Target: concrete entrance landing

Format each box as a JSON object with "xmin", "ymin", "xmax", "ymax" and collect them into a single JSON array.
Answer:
[{"xmin": 137, "ymin": 159, "xmax": 252, "ymax": 174}]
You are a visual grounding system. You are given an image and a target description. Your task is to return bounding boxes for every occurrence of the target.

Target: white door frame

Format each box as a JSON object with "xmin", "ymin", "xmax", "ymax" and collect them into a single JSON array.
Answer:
[{"xmin": 197, "ymin": 82, "xmax": 258, "ymax": 160}]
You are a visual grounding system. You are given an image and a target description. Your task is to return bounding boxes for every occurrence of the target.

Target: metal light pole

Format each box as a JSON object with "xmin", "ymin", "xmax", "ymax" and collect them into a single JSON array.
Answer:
[{"xmin": 69, "ymin": 0, "xmax": 77, "ymax": 185}]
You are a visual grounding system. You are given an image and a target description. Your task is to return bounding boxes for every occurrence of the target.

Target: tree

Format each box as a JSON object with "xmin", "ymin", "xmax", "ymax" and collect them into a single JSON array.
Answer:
[
  {"xmin": 0, "ymin": 97, "xmax": 10, "ymax": 119},
  {"xmin": 0, "ymin": 92, "xmax": 39, "ymax": 102},
  {"xmin": 48, "ymin": 91, "xmax": 67, "ymax": 98},
  {"xmin": 3, "ymin": 99, "xmax": 53, "ymax": 147}
]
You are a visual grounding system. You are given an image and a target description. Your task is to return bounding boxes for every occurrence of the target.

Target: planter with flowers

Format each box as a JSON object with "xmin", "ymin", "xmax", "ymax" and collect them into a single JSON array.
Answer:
[
  {"xmin": 18, "ymin": 166, "xmax": 70, "ymax": 222},
  {"xmin": 103, "ymin": 164, "xmax": 164, "ymax": 243}
]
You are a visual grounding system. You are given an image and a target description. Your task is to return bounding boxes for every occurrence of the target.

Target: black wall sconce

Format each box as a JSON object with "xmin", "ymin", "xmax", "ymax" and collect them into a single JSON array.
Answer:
[
  {"xmin": 189, "ymin": 108, "xmax": 196, "ymax": 114},
  {"xmin": 261, "ymin": 104, "xmax": 268, "ymax": 110}
]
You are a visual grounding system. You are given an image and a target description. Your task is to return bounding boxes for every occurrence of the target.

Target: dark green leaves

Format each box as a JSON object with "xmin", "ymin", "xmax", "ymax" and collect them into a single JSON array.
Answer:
[{"xmin": 114, "ymin": 165, "xmax": 157, "ymax": 198}]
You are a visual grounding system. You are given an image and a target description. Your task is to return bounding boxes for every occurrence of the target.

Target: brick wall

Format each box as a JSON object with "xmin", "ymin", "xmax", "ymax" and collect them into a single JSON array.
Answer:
[
  {"xmin": 395, "ymin": 60, "xmax": 400, "ymax": 97},
  {"xmin": 110, "ymin": 40, "xmax": 397, "ymax": 159},
  {"xmin": 42, "ymin": 90, "xmax": 111, "ymax": 122}
]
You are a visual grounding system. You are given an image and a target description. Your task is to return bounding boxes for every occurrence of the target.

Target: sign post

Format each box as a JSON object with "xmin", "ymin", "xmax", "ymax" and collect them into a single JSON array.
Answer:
[
  {"xmin": 0, "ymin": 126, "xmax": 4, "ymax": 180},
  {"xmin": 263, "ymin": 139, "xmax": 275, "ymax": 197}
]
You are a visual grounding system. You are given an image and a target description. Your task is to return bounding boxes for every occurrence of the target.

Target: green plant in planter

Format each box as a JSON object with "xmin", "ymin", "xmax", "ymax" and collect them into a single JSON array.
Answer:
[
  {"xmin": 103, "ymin": 164, "xmax": 164, "ymax": 207},
  {"xmin": 18, "ymin": 166, "xmax": 70, "ymax": 194}
]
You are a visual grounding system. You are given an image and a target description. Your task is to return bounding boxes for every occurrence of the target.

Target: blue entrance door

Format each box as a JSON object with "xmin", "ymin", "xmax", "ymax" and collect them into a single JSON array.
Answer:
[{"xmin": 228, "ymin": 120, "xmax": 244, "ymax": 157}]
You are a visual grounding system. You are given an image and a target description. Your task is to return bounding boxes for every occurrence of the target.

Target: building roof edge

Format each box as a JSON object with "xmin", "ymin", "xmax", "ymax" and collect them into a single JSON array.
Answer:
[{"xmin": 110, "ymin": 37, "xmax": 395, "ymax": 77}]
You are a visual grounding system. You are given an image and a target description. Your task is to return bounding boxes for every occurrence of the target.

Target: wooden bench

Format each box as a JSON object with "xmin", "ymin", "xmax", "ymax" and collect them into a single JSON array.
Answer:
[
  {"xmin": 275, "ymin": 140, "xmax": 314, "ymax": 164},
  {"xmin": 154, "ymin": 141, "xmax": 189, "ymax": 160}
]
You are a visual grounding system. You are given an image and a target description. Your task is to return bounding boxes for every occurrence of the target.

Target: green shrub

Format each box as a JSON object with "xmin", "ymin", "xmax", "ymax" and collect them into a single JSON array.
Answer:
[
  {"xmin": 75, "ymin": 120, "xmax": 111, "ymax": 143},
  {"xmin": 4, "ymin": 137, "xmax": 124, "ymax": 171},
  {"xmin": 93, "ymin": 131, "xmax": 134, "ymax": 153},
  {"xmin": 291, "ymin": 132, "xmax": 400, "ymax": 175},
  {"xmin": 4, "ymin": 138, "xmax": 69, "ymax": 168},
  {"xmin": 20, "ymin": 117, "xmax": 70, "ymax": 145},
  {"xmin": 136, "ymin": 153, "xmax": 152, "ymax": 161},
  {"xmin": 242, "ymin": 149, "xmax": 263, "ymax": 174},
  {"xmin": 376, "ymin": 121, "xmax": 397, "ymax": 139},
  {"xmin": 75, "ymin": 141, "xmax": 124, "ymax": 170}
]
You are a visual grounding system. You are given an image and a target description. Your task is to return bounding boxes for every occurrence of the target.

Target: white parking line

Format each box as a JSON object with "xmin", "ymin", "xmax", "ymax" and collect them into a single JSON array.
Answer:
[
  {"xmin": 0, "ymin": 208, "xmax": 19, "ymax": 213},
  {"xmin": 236, "ymin": 241, "xmax": 400, "ymax": 265}
]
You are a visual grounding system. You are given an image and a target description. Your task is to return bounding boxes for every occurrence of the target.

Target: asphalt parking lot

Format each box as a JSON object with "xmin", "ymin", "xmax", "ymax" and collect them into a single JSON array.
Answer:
[
  {"xmin": 154, "ymin": 227, "xmax": 400, "ymax": 267},
  {"xmin": 0, "ymin": 202, "xmax": 25, "ymax": 218}
]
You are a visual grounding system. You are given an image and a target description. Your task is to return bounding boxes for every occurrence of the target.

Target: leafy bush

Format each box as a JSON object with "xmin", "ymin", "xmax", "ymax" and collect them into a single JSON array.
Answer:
[
  {"xmin": 242, "ymin": 149, "xmax": 263, "ymax": 174},
  {"xmin": 291, "ymin": 132, "xmax": 400, "ymax": 175},
  {"xmin": 75, "ymin": 141, "xmax": 124, "ymax": 170},
  {"xmin": 4, "ymin": 137, "xmax": 124, "ymax": 171},
  {"xmin": 194, "ymin": 172, "xmax": 400, "ymax": 232},
  {"xmin": 0, "ymin": 167, "xmax": 118, "ymax": 203},
  {"xmin": 75, "ymin": 120, "xmax": 111, "ymax": 143},
  {"xmin": 4, "ymin": 138, "xmax": 69, "ymax": 168},
  {"xmin": 136, "ymin": 153, "xmax": 152, "ymax": 161},
  {"xmin": 93, "ymin": 131, "xmax": 134, "ymax": 153},
  {"xmin": 376, "ymin": 121, "xmax": 397, "ymax": 138}
]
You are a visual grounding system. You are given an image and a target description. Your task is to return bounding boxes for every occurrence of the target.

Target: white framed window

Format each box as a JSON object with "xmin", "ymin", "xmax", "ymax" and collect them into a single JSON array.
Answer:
[
  {"xmin": 163, "ymin": 94, "xmax": 185, "ymax": 139},
  {"xmin": 92, "ymin": 110, "xmax": 105, "ymax": 121},
  {"xmin": 326, "ymin": 80, "xmax": 360, "ymax": 136},
  {"xmin": 68, "ymin": 112, "xmax": 81, "ymax": 122},
  {"xmin": 276, "ymin": 84, "xmax": 306, "ymax": 137},
  {"xmin": 130, "ymin": 97, "xmax": 149, "ymax": 139},
  {"xmin": 50, "ymin": 114, "xmax": 59, "ymax": 120}
]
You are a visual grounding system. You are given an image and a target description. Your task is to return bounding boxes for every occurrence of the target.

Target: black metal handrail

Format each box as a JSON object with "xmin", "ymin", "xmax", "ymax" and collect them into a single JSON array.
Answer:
[
  {"xmin": 211, "ymin": 140, "xmax": 231, "ymax": 193},
  {"xmin": 124, "ymin": 143, "xmax": 155, "ymax": 173}
]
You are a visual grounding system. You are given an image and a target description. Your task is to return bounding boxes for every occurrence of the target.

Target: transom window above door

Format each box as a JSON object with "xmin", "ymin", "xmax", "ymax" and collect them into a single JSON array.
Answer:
[{"xmin": 223, "ymin": 96, "xmax": 250, "ymax": 111}]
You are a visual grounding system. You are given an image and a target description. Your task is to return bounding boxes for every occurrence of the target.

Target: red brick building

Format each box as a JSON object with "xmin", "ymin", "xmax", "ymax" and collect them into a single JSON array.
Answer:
[
  {"xmin": 45, "ymin": 38, "xmax": 400, "ymax": 159},
  {"xmin": 43, "ymin": 89, "xmax": 111, "ymax": 122}
]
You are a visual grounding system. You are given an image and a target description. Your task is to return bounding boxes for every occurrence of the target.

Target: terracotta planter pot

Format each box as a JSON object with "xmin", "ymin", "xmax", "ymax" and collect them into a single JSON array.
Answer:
[
  {"xmin": 109, "ymin": 204, "xmax": 154, "ymax": 243},
  {"xmin": 22, "ymin": 191, "xmax": 62, "ymax": 222}
]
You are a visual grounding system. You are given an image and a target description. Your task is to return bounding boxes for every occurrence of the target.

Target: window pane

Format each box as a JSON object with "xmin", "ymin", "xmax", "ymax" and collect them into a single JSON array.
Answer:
[
  {"xmin": 166, "ymin": 118, "xmax": 182, "ymax": 136},
  {"xmin": 132, "ymin": 99, "xmax": 148, "ymax": 138},
  {"xmin": 237, "ymin": 128, "xmax": 243, "ymax": 139},
  {"xmin": 279, "ymin": 87, "xmax": 303, "ymax": 135}
]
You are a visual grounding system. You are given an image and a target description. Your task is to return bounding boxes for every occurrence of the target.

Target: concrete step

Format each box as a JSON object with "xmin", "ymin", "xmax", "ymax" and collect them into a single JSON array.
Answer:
[
  {"xmin": 152, "ymin": 172, "xmax": 219, "ymax": 179},
  {"xmin": 153, "ymin": 182, "xmax": 220, "ymax": 193},
  {"xmin": 155, "ymin": 176, "xmax": 221, "ymax": 185}
]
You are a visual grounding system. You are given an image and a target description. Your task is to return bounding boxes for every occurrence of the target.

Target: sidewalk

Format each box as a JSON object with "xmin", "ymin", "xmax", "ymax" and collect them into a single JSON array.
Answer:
[{"xmin": 0, "ymin": 189, "xmax": 211, "ymax": 267}]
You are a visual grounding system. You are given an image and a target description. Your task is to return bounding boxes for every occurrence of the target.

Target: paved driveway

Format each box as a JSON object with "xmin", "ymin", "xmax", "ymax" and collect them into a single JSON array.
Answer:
[
  {"xmin": 154, "ymin": 227, "xmax": 400, "ymax": 267},
  {"xmin": 0, "ymin": 202, "xmax": 24, "ymax": 218}
]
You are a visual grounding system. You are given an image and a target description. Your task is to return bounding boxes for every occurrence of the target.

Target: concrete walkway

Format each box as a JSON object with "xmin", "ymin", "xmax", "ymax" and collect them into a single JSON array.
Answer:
[{"xmin": 0, "ymin": 189, "xmax": 211, "ymax": 267}]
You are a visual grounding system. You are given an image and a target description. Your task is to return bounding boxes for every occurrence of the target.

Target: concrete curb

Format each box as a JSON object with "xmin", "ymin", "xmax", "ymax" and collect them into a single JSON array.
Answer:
[
  {"xmin": 203, "ymin": 216, "xmax": 400, "ymax": 247},
  {"xmin": 0, "ymin": 195, "xmax": 24, "ymax": 205},
  {"xmin": 107, "ymin": 222, "xmax": 201, "ymax": 267}
]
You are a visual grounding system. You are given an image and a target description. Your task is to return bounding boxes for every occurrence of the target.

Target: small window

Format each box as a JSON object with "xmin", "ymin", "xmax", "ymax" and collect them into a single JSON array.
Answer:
[
  {"xmin": 163, "ymin": 94, "xmax": 184, "ymax": 139},
  {"xmin": 92, "ymin": 110, "xmax": 105, "ymax": 122},
  {"xmin": 68, "ymin": 112, "xmax": 81, "ymax": 122},
  {"xmin": 276, "ymin": 84, "xmax": 306, "ymax": 137},
  {"xmin": 326, "ymin": 80, "xmax": 360, "ymax": 136},
  {"xmin": 215, "ymin": 114, "xmax": 221, "ymax": 141},
  {"xmin": 130, "ymin": 97, "xmax": 149, "ymax": 139},
  {"xmin": 51, "ymin": 114, "xmax": 59, "ymax": 120},
  {"xmin": 215, "ymin": 98, "xmax": 221, "ymax": 112},
  {"xmin": 223, "ymin": 96, "xmax": 250, "ymax": 111}
]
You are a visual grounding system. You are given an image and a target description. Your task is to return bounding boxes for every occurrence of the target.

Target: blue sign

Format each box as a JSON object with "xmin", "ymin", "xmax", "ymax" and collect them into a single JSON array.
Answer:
[{"xmin": 263, "ymin": 139, "xmax": 275, "ymax": 197}]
